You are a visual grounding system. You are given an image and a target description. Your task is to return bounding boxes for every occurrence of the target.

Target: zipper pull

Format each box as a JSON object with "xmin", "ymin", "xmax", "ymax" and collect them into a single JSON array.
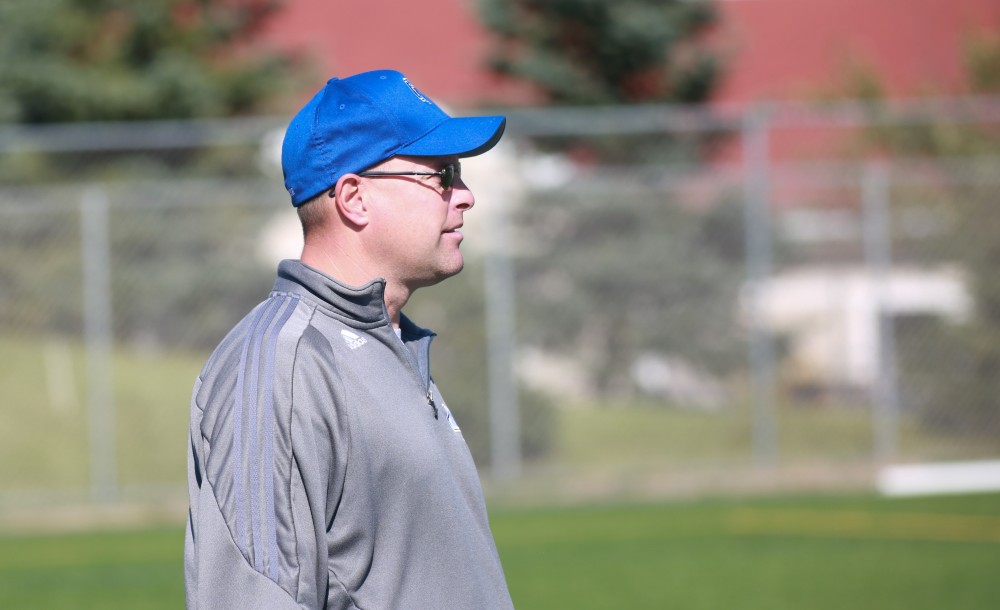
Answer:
[{"xmin": 426, "ymin": 389, "xmax": 439, "ymax": 419}]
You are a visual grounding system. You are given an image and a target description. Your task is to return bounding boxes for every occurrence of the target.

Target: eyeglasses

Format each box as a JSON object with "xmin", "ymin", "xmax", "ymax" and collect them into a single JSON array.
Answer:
[{"xmin": 358, "ymin": 162, "xmax": 460, "ymax": 190}]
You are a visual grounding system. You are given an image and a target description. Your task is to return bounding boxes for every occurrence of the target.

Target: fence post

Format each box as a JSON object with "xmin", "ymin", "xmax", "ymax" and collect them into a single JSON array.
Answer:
[
  {"xmin": 81, "ymin": 186, "xmax": 118, "ymax": 502},
  {"xmin": 862, "ymin": 162, "xmax": 900, "ymax": 464},
  {"xmin": 485, "ymin": 188, "xmax": 522, "ymax": 481},
  {"xmin": 742, "ymin": 107, "xmax": 778, "ymax": 467}
]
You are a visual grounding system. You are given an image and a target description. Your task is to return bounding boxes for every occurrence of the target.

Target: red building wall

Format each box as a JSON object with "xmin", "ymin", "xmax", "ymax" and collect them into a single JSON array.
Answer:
[
  {"xmin": 259, "ymin": 0, "xmax": 1000, "ymax": 106},
  {"xmin": 258, "ymin": 0, "xmax": 505, "ymax": 107},
  {"xmin": 713, "ymin": 0, "xmax": 1000, "ymax": 103}
]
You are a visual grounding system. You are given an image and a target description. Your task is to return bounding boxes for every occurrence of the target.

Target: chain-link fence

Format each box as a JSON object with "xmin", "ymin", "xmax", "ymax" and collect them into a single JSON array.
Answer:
[{"xmin": 2, "ymin": 100, "xmax": 999, "ymax": 515}]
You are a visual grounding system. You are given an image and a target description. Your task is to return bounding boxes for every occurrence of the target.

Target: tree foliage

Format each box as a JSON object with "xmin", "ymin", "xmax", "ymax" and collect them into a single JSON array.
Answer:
[
  {"xmin": 514, "ymin": 185, "xmax": 746, "ymax": 397},
  {"xmin": 0, "ymin": 0, "xmax": 301, "ymax": 123},
  {"xmin": 476, "ymin": 0, "xmax": 719, "ymax": 105},
  {"xmin": 861, "ymin": 33, "xmax": 1000, "ymax": 438}
]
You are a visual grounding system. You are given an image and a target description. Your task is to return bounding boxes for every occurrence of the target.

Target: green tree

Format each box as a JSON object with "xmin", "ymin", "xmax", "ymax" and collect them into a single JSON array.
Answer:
[
  {"xmin": 514, "ymin": 186, "xmax": 746, "ymax": 397},
  {"xmin": 0, "ymin": 0, "xmax": 300, "ymax": 123},
  {"xmin": 0, "ymin": 1, "xmax": 305, "ymax": 358},
  {"xmin": 476, "ymin": 0, "xmax": 719, "ymax": 105}
]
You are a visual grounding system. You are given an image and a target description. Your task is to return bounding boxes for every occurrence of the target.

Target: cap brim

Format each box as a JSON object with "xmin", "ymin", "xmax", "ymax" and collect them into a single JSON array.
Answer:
[{"xmin": 396, "ymin": 115, "xmax": 506, "ymax": 158}]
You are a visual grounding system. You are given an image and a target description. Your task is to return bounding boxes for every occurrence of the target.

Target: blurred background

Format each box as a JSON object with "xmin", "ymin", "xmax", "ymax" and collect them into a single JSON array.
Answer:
[{"xmin": 1, "ymin": 0, "xmax": 999, "ymax": 608}]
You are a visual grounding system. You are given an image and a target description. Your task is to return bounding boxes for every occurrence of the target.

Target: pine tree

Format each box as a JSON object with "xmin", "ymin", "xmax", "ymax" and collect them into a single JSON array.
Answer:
[
  {"xmin": 476, "ymin": 0, "xmax": 719, "ymax": 105},
  {"xmin": 0, "ymin": 0, "xmax": 301, "ymax": 123}
]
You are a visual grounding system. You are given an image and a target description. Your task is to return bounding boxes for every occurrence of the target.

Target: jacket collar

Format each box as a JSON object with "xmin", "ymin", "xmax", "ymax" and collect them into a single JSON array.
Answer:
[
  {"xmin": 272, "ymin": 260, "xmax": 437, "ymax": 341},
  {"xmin": 273, "ymin": 259, "xmax": 389, "ymax": 328}
]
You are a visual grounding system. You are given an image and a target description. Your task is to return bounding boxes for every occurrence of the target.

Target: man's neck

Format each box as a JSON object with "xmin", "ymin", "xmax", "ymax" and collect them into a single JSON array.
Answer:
[
  {"xmin": 381, "ymin": 281, "xmax": 412, "ymax": 329},
  {"xmin": 299, "ymin": 243, "xmax": 410, "ymax": 328}
]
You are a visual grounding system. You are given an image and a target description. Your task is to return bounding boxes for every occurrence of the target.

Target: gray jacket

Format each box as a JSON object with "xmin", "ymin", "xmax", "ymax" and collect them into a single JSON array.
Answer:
[{"xmin": 185, "ymin": 260, "xmax": 513, "ymax": 609}]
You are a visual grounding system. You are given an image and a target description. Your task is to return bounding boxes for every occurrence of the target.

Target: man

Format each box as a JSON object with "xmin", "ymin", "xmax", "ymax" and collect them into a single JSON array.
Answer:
[{"xmin": 185, "ymin": 70, "xmax": 513, "ymax": 610}]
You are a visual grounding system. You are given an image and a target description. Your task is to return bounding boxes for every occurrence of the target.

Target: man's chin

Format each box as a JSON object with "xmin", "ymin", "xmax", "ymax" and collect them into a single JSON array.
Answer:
[
  {"xmin": 438, "ymin": 261, "xmax": 465, "ymax": 282},
  {"xmin": 412, "ymin": 260, "xmax": 465, "ymax": 290}
]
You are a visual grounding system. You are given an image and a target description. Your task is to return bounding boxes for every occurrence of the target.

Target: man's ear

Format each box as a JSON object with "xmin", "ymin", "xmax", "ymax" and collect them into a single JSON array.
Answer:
[{"xmin": 332, "ymin": 174, "xmax": 370, "ymax": 229}]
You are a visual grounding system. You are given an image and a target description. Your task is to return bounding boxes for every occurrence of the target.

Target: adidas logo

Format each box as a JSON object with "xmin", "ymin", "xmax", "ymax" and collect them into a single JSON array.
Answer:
[{"xmin": 340, "ymin": 329, "xmax": 367, "ymax": 350}]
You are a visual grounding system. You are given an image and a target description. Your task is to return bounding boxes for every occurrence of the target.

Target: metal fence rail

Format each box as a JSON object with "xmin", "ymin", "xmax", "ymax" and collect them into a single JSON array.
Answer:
[{"xmin": 1, "ymin": 99, "xmax": 999, "ymax": 512}]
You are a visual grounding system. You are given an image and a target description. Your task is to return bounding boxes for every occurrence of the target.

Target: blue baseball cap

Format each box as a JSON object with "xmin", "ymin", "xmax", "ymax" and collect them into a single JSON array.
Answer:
[{"xmin": 281, "ymin": 70, "xmax": 507, "ymax": 206}]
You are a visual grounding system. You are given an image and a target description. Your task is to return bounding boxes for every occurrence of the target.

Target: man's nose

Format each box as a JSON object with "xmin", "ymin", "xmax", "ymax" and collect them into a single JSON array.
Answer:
[{"xmin": 452, "ymin": 178, "xmax": 475, "ymax": 211}]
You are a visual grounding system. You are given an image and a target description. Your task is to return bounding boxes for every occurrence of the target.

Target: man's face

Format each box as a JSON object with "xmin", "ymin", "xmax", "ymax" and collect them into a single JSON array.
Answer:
[{"xmin": 362, "ymin": 155, "xmax": 476, "ymax": 290}]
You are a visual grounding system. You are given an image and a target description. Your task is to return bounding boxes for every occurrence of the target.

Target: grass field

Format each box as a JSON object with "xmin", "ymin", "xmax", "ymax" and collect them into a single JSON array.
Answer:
[
  {"xmin": 1, "ymin": 492, "xmax": 998, "ymax": 609},
  {"xmin": 3, "ymin": 338, "xmax": 999, "ymax": 608}
]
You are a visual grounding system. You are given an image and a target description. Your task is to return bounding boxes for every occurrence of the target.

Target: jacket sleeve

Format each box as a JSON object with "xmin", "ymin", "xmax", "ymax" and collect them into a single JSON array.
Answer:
[{"xmin": 185, "ymin": 317, "xmax": 353, "ymax": 609}]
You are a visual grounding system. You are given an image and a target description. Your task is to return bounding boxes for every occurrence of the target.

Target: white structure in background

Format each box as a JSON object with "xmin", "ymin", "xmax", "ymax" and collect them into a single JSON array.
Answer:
[
  {"xmin": 751, "ymin": 265, "xmax": 972, "ymax": 389},
  {"xmin": 879, "ymin": 459, "xmax": 1000, "ymax": 496},
  {"xmin": 631, "ymin": 353, "xmax": 727, "ymax": 410},
  {"xmin": 516, "ymin": 346, "xmax": 594, "ymax": 401},
  {"xmin": 256, "ymin": 128, "xmax": 303, "ymax": 266}
]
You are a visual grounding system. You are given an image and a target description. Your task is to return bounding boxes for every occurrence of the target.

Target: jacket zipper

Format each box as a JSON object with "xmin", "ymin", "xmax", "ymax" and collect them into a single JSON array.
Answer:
[
  {"xmin": 426, "ymin": 388, "xmax": 439, "ymax": 419},
  {"xmin": 397, "ymin": 324, "xmax": 439, "ymax": 420},
  {"xmin": 416, "ymin": 333, "xmax": 438, "ymax": 419}
]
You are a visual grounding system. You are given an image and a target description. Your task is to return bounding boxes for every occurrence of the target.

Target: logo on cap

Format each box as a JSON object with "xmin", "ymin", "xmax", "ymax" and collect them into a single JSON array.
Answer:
[{"xmin": 402, "ymin": 77, "xmax": 431, "ymax": 104}]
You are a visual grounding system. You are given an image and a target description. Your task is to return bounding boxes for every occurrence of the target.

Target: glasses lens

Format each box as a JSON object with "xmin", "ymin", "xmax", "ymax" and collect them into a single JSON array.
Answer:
[{"xmin": 440, "ymin": 164, "xmax": 455, "ymax": 189}]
